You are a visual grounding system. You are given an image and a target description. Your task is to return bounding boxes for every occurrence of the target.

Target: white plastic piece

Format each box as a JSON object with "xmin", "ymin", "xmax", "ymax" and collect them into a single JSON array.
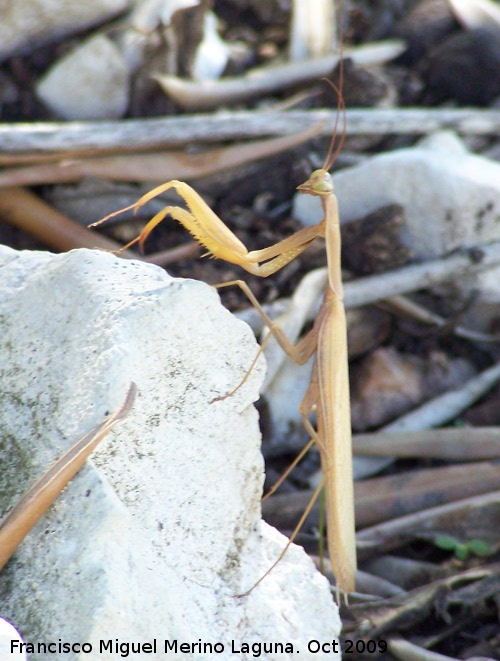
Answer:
[
  {"xmin": 0, "ymin": 618, "xmax": 27, "ymax": 660},
  {"xmin": 192, "ymin": 11, "xmax": 230, "ymax": 81}
]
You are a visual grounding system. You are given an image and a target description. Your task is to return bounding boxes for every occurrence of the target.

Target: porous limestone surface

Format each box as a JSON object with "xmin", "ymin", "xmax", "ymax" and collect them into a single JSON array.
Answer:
[{"xmin": 0, "ymin": 247, "xmax": 340, "ymax": 660}]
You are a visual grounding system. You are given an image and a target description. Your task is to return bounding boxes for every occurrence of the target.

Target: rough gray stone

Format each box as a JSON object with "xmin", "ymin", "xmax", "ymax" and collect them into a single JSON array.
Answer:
[
  {"xmin": 36, "ymin": 35, "xmax": 130, "ymax": 120},
  {"xmin": 0, "ymin": 0, "xmax": 129, "ymax": 62}
]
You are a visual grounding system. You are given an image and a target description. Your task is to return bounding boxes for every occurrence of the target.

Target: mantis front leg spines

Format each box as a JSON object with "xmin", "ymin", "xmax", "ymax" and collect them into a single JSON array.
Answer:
[{"xmin": 91, "ymin": 180, "xmax": 322, "ymax": 277}]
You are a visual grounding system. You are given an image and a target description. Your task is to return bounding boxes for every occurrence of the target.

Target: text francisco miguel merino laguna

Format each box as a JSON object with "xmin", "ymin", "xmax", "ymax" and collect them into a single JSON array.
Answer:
[{"xmin": 12, "ymin": 638, "xmax": 341, "ymax": 657}]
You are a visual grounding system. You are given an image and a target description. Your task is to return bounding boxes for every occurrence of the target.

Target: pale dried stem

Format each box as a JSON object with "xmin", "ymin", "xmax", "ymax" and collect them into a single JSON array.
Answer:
[
  {"xmin": 353, "ymin": 427, "xmax": 500, "ymax": 460},
  {"xmin": 1, "ymin": 109, "xmax": 499, "ymax": 160},
  {"xmin": 0, "ymin": 129, "xmax": 323, "ymax": 186},
  {"xmin": 388, "ymin": 635, "xmax": 461, "ymax": 661},
  {"xmin": 289, "ymin": 0, "xmax": 337, "ymax": 61},
  {"xmin": 0, "ymin": 187, "xmax": 135, "ymax": 256},
  {"xmin": 356, "ymin": 491, "xmax": 500, "ymax": 559},
  {"xmin": 153, "ymin": 41, "xmax": 403, "ymax": 111},
  {"xmin": 383, "ymin": 361, "xmax": 500, "ymax": 432}
]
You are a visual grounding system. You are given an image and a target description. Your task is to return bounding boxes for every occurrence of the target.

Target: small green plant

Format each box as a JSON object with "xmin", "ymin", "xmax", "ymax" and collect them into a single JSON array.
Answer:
[{"xmin": 434, "ymin": 534, "xmax": 491, "ymax": 561}]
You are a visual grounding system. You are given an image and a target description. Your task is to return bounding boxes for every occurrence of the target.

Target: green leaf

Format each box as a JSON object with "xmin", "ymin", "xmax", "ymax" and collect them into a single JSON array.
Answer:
[
  {"xmin": 467, "ymin": 539, "xmax": 492, "ymax": 557},
  {"xmin": 434, "ymin": 535, "xmax": 459, "ymax": 551}
]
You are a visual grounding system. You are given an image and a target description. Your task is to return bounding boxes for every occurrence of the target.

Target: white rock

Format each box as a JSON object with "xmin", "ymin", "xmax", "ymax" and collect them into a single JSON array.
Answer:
[
  {"xmin": 295, "ymin": 131, "xmax": 500, "ymax": 259},
  {"xmin": 117, "ymin": 0, "xmax": 201, "ymax": 74},
  {"xmin": 0, "ymin": 618, "xmax": 27, "ymax": 660},
  {"xmin": 294, "ymin": 132, "xmax": 500, "ymax": 328},
  {"xmin": 0, "ymin": 0, "xmax": 129, "ymax": 63},
  {"xmin": 0, "ymin": 247, "xmax": 340, "ymax": 660},
  {"xmin": 36, "ymin": 35, "xmax": 130, "ymax": 120}
]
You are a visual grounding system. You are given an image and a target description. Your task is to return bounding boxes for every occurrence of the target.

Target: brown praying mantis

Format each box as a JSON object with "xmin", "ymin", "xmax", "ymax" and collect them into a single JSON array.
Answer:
[{"xmin": 89, "ymin": 85, "xmax": 357, "ymax": 601}]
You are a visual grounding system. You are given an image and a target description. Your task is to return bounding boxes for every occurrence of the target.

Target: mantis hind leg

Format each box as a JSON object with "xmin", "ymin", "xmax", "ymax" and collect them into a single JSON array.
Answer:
[
  {"xmin": 213, "ymin": 280, "xmax": 329, "ymax": 596},
  {"xmin": 215, "ymin": 279, "xmax": 319, "ymax": 364},
  {"xmin": 237, "ymin": 475, "xmax": 325, "ymax": 598},
  {"xmin": 211, "ymin": 278, "xmax": 320, "ymax": 407}
]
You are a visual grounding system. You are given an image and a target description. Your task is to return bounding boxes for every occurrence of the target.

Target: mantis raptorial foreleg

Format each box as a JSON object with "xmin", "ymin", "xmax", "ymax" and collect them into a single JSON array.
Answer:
[{"xmin": 91, "ymin": 180, "xmax": 323, "ymax": 277}]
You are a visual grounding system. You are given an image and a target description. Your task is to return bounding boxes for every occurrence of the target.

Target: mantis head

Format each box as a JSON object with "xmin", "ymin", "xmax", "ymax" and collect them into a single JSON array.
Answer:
[
  {"xmin": 297, "ymin": 169, "xmax": 334, "ymax": 198},
  {"xmin": 296, "ymin": 66, "xmax": 346, "ymax": 202}
]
